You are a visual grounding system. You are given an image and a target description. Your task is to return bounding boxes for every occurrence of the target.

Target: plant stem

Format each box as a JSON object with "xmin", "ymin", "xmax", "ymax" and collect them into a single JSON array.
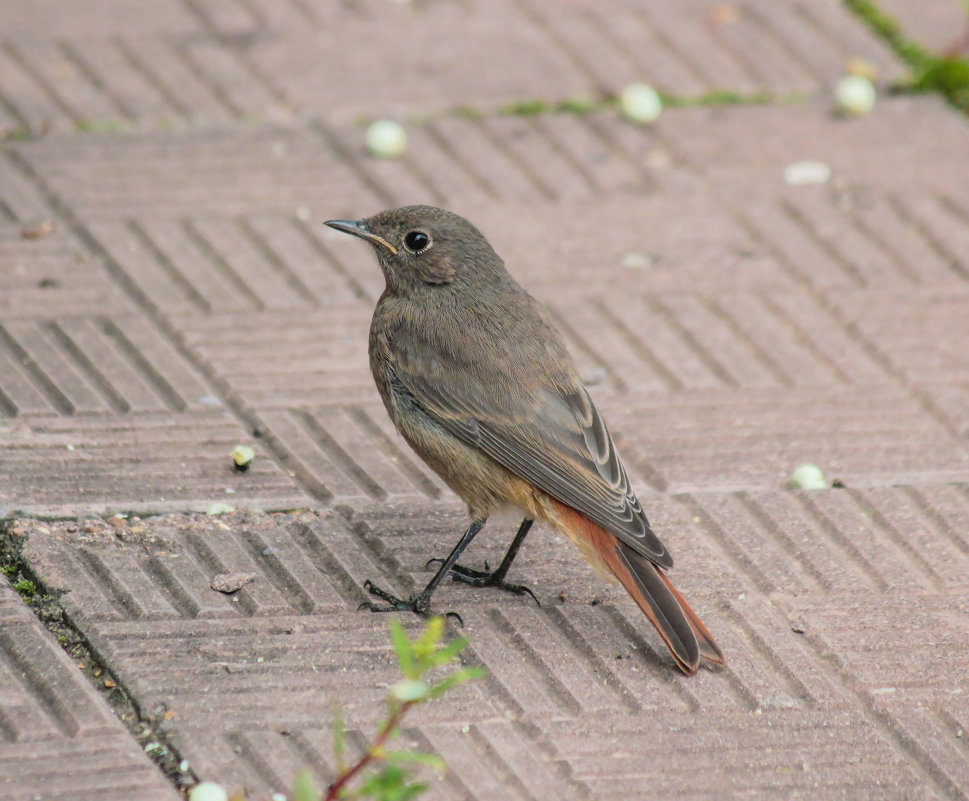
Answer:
[{"xmin": 324, "ymin": 702, "xmax": 413, "ymax": 800}]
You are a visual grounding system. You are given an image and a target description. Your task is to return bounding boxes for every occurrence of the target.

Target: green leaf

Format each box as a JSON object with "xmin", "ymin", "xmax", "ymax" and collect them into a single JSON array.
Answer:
[
  {"xmin": 391, "ymin": 679, "xmax": 429, "ymax": 702},
  {"xmin": 385, "ymin": 750, "xmax": 446, "ymax": 773},
  {"xmin": 388, "ymin": 618, "xmax": 415, "ymax": 679},
  {"xmin": 427, "ymin": 666, "xmax": 487, "ymax": 699},
  {"xmin": 291, "ymin": 770, "xmax": 321, "ymax": 801},
  {"xmin": 411, "ymin": 617, "xmax": 445, "ymax": 666},
  {"xmin": 357, "ymin": 764, "xmax": 407, "ymax": 798},
  {"xmin": 394, "ymin": 782, "xmax": 429, "ymax": 801},
  {"xmin": 332, "ymin": 704, "xmax": 346, "ymax": 772},
  {"xmin": 425, "ymin": 635, "xmax": 468, "ymax": 668},
  {"xmin": 358, "ymin": 765, "xmax": 429, "ymax": 801}
]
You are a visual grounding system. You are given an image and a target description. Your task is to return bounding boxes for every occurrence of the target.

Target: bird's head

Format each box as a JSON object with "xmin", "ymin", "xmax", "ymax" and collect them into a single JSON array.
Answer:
[{"xmin": 325, "ymin": 205, "xmax": 505, "ymax": 297}]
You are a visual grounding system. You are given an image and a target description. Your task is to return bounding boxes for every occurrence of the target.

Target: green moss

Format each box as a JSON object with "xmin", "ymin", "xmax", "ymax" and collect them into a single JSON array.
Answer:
[
  {"xmin": 12, "ymin": 578, "xmax": 36, "ymax": 600},
  {"xmin": 497, "ymin": 96, "xmax": 603, "ymax": 116},
  {"xmin": 844, "ymin": 0, "xmax": 969, "ymax": 113},
  {"xmin": 452, "ymin": 105, "xmax": 484, "ymax": 120},
  {"xmin": 498, "ymin": 99, "xmax": 553, "ymax": 117},
  {"xmin": 913, "ymin": 57, "xmax": 969, "ymax": 108},
  {"xmin": 555, "ymin": 96, "xmax": 600, "ymax": 114},
  {"xmin": 659, "ymin": 89, "xmax": 800, "ymax": 108},
  {"xmin": 490, "ymin": 89, "xmax": 803, "ymax": 120},
  {"xmin": 74, "ymin": 118, "xmax": 130, "ymax": 134},
  {"xmin": 843, "ymin": 0, "xmax": 934, "ymax": 71},
  {"xmin": 1, "ymin": 126, "xmax": 33, "ymax": 141}
]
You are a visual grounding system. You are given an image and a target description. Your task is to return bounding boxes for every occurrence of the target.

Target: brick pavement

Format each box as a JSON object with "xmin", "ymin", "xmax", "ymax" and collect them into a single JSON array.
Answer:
[{"xmin": 2, "ymin": 1, "xmax": 969, "ymax": 800}]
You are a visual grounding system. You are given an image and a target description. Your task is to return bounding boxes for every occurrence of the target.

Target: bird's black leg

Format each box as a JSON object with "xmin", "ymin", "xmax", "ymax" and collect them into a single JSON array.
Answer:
[
  {"xmin": 426, "ymin": 517, "xmax": 539, "ymax": 605},
  {"xmin": 361, "ymin": 519, "xmax": 485, "ymax": 620}
]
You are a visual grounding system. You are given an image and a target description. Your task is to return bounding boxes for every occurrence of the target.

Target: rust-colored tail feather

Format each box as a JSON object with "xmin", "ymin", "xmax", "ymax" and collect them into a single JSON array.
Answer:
[
  {"xmin": 550, "ymin": 499, "xmax": 723, "ymax": 675},
  {"xmin": 653, "ymin": 561, "xmax": 725, "ymax": 667}
]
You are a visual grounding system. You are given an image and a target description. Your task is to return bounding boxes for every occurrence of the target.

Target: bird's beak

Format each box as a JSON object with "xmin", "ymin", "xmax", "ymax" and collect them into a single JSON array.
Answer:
[{"xmin": 324, "ymin": 219, "xmax": 398, "ymax": 255}]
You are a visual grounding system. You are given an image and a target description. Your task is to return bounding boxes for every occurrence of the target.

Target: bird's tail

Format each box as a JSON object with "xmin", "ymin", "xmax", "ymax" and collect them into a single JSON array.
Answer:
[{"xmin": 549, "ymin": 499, "xmax": 724, "ymax": 675}]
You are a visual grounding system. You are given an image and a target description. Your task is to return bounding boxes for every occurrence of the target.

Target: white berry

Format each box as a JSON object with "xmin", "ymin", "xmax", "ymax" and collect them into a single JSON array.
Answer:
[
  {"xmin": 365, "ymin": 119, "xmax": 408, "ymax": 158},
  {"xmin": 231, "ymin": 444, "xmax": 255, "ymax": 469},
  {"xmin": 791, "ymin": 464, "xmax": 826, "ymax": 490},
  {"xmin": 619, "ymin": 84, "xmax": 662, "ymax": 124},
  {"xmin": 783, "ymin": 161, "xmax": 831, "ymax": 186},
  {"xmin": 189, "ymin": 783, "xmax": 229, "ymax": 801},
  {"xmin": 835, "ymin": 76, "xmax": 876, "ymax": 116}
]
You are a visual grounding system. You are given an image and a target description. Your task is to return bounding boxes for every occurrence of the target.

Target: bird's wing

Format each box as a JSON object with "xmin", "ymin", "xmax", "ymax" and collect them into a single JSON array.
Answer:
[{"xmin": 387, "ymin": 339, "xmax": 672, "ymax": 568}]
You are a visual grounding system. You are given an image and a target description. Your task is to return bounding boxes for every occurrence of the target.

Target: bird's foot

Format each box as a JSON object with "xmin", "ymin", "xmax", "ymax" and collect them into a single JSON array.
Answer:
[
  {"xmin": 358, "ymin": 580, "xmax": 463, "ymax": 625},
  {"xmin": 424, "ymin": 558, "xmax": 540, "ymax": 606}
]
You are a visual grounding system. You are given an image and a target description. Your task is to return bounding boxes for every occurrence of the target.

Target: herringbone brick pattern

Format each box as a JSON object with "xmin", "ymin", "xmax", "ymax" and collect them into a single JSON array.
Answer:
[{"xmin": 1, "ymin": 1, "xmax": 968, "ymax": 800}]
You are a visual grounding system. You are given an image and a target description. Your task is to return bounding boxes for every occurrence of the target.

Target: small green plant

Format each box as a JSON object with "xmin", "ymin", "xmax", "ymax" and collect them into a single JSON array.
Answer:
[
  {"xmin": 73, "ymin": 118, "xmax": 131, "ymax": 134},
  {"xmin": 845, "ymin": 0, "xmax": 969, "ymax": 114},
  {"xmin": 492, "ymin": 89, "xmax": 799, "ymax": 119},
  {"xmin": 13, "ymin": 578, "xmax": 36, "ymax": 601},
  {"xmin": 912, "ymin": 57, "xmax": 969, "ymax": 110},
  {"xmin": 292, "ymin": 616, "xmax": 484, "ymax": 801}
]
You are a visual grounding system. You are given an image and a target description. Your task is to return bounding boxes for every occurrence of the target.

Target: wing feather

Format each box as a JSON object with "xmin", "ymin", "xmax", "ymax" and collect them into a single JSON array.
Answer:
[{"xmin": 388, "ymin": 359, "xmax": 672, "ymax": 568}]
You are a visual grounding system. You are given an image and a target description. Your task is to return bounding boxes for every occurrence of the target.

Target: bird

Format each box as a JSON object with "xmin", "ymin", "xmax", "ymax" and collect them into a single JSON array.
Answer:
[{"xmin": 325, "ymin": 205, "xmax": 723, "ymax": 675}]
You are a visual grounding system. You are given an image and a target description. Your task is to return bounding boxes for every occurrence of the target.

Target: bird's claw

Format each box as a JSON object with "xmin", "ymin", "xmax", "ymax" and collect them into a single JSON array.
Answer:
[
  {"xmin": 445, "ymin": 610, "xmax": 465, "ymax": 627},
  {"xmin": 359, "ymin": 579, "xmax": 464, "ymax": 621},
  {"xmin": 424, "ymin": 557, "xmax": 491, "ymax": 573},
  {"xmin": 435, "ymin": 563, "xmax": 541, "ymax": 606}
]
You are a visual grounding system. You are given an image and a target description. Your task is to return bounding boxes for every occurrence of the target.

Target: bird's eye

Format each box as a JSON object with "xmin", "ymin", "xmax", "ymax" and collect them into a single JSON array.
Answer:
[{"xmin": 403, "ymin": 230, "xmax": 431, "ymax": 254}]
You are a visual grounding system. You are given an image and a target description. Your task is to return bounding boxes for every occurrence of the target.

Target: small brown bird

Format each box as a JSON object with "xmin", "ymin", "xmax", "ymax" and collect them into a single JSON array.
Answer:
[{"xmin": 325, "ymin": 206, "xmax": 723, "ymax": 675}]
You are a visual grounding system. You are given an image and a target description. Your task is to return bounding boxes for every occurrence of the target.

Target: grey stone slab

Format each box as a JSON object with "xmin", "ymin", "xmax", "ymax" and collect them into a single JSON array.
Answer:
[
  {"xmin": 0, "ymin": 580, "xmax": 179, "ymax": 801},
  {"xmin": 0, "ymin": 227, "xmax": 133, "ymax": 320},
  {"xmin": 543, "ymin": 708, "xmax": 942, "ymax": 801},
  {"xmin": 877, "ymin": 701, "xmax": 969, "ymax": 801},
  {"xmin": 0, "ymin": 411, "xmax": 311, "ymax": 516},
  {"xmin": 0, "ymin": 3, "xmax": 968, "ymax": 801},
  {"xmin": 877, "ymin": 0, "xmax": 969, "ymax": 53},
  {"xmin": 243, "ymin": 0, "xmax": 903, "ymax": 121},
  {"xmin": 795, "ymin": 590, "xmax": 969, "ymax": 703},
  {"xmin": 0, "ymin": 0, "xmax": 905, "ymax": 133},
  {"xmin": 11, "ymin": 481, "xmax": 969, "ymax": 799},
  {"xmin": 664, "ymin": 95, "xmax": 969, "ymax": 196},
  {"xmin": 14, "ymin": 126, "xmax": 392, "ymax": 221},
  {"xmin": 606, "ymin": 382, "xmax": 969, "ymax": 492}
]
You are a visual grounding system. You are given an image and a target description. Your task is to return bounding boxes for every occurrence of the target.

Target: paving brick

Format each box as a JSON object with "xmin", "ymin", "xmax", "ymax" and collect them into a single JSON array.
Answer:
[
  {"xmin": 796, "ymin": 590, "xmax": 969, "ymax": 703},
  {"xmin": 0, "ymin": 227, "xmax": 132, "ymax": 320},
  {"xmin": 877, "ymin": 701, "xmax": 969, "ymax": 800},
  {"xmin": 13, "ymin": 127, "xmax": 388, "ymax": 221},
  {"xmin": 0, "ymin": 580, "xmax": 179, "ymax": 801},
  {"xmin": 179, "ymin": 309, "xmax": 373, "ymax": 403},
  {"xmin": 606, "ymin": 384, "xmax": 969, "ymax": 493},
  {"xmin": 2, "ymin": 2, "xmax": 969, "ymax": 799},
  {"xmin": 542, "ymin": 708, "xmax": 942, "ymax": 801},
  {"xmin": 0, "ymin": 411, "xmax": 310, "ymax": 516},
  {"xmin": 258, "ymin": 404, "xmax": 449, "ymax": 507},
  {"xmin": 38, "ymin": 315, "xmax": 216, "ymax": 414},
  {"xmin": 877, "ymin": 0, "xmax": 969, "ymax": 53},
  {"xmin": 242, "ymin": 0, "xmax": 902, "ymax": 122},
  {"xmin": 0, "ymin": 510, "xmax": 869, "ymax": 797},
  {"xmin": 12, "ymin": 486, "xmax": 969, "ymax": 798},
  {"xmin": 0, "ymin": 1, "xmax": 210, "ymax": 133},
  {"xmin": 0, "ymin": 0, "xmax": 904, "ymax": 133},
  {"xmin": 666, "ymin": 96, "xmax": 969, "ymax": 197},
  {"xmin": 87, "ymin": 218, "xmax": 380, "ymax": 324},
  {"xmin": 834, "ymin": 287, "xmax": 969, "ymax": 387},
  {"xmin": 0, "ymin": 0, "xmax": 196, "ymax": 38}
]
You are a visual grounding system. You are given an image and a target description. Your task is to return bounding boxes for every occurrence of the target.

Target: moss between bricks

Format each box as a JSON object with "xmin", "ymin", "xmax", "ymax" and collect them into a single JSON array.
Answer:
[
  {"xmin": 845, "ymin": 0, "xmax": 969, "ymax": 113},
  {"xmin": 0, "ymin": 519, "xmax": 196, "ymax": 792},
  {"xmin": 489, "ymin": 89, "xmax": 804, "ymax": 119}
]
